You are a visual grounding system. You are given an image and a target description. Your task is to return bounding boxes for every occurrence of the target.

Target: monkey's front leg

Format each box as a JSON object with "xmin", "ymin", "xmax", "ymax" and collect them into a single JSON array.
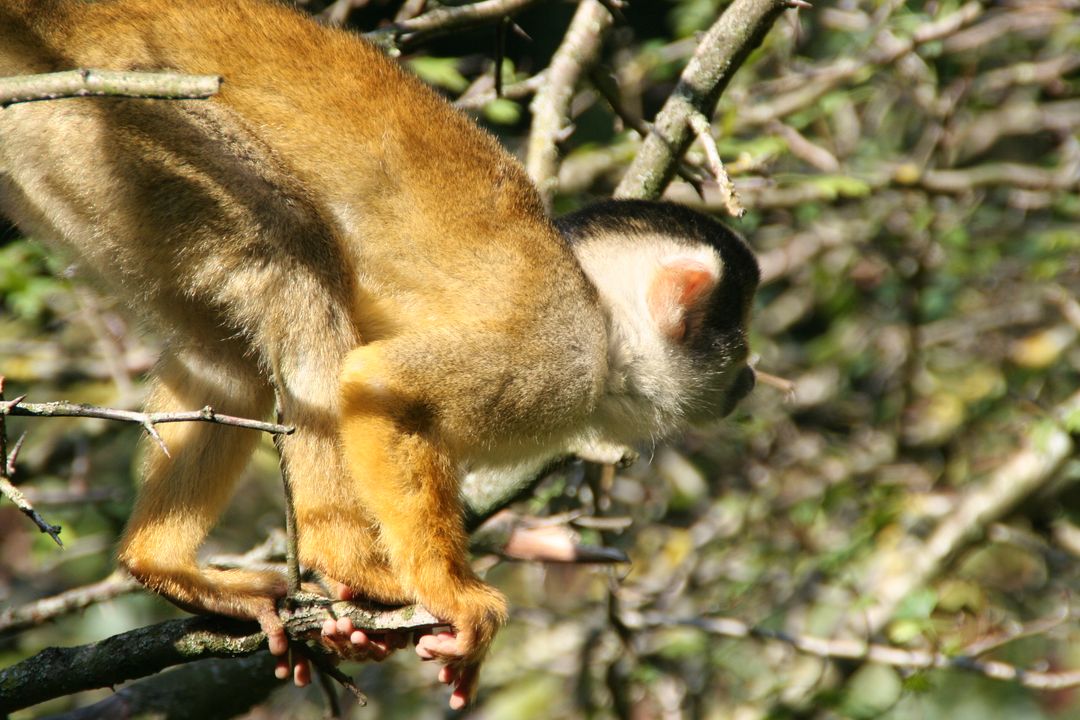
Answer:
[{"xmin": 339, "ymin": 347, "xmax": 508, "ymax": 710}]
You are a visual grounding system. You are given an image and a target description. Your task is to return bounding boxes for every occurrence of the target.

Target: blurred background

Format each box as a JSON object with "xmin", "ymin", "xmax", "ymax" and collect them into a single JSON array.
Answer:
[{"xmin": 2, "ymin": 0, "xmax": 1080, "ymax": 717}]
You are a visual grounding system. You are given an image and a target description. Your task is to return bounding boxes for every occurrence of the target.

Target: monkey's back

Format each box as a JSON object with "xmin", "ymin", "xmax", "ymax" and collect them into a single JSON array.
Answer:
[{"xmin": 0, "ymin": 0, "xmax": 607, "ymax": 436}]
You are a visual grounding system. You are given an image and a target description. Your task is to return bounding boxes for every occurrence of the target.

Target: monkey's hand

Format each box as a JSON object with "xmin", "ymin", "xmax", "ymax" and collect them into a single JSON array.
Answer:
[
  {"xmin": 414, "ymin": 581, "xmax": 508, "ymax": 709},
  {"xmin": 274, "ymin": 584, "xmax": 409, "ymax": 686}
]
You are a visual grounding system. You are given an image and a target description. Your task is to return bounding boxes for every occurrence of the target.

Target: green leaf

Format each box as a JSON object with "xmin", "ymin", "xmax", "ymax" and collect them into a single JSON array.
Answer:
[
  {"xmin": 893, "ymin": 587, "xmax": 938, "ymax": 621},
  {"xmin": 483, "ymin": 98, "xmax": 521, "ymax": 125},
  {"xmin": 406, "ymin": 56, "xmax": 468, "ymax": 93}
]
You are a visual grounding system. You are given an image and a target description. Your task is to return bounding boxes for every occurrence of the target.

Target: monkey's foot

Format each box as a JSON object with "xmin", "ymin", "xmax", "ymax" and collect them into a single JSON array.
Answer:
[{"xmin": 416, "ymin": 630, "xmax": 484, "ymax": 710}]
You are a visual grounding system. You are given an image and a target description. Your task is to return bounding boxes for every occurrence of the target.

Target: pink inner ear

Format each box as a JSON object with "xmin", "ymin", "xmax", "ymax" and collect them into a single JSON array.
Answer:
[{"xmin": 647, "ymin": 260, "xmax": 718, "ymax": 342}]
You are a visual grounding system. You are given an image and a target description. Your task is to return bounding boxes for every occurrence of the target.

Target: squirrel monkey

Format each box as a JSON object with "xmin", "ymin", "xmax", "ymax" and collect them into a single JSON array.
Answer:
[{"xmin": 0, "ymin": 0, "xmax": 758, "ymax": 708}]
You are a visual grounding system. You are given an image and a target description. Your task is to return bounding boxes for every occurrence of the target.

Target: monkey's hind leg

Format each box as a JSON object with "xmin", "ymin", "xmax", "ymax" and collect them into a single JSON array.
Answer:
[
  {"xmin": 117, "ymin": 349, "xmax": 284, "ymax": 646},
  {"xmin": 339, "ymin": 343, "xmax": 508, "ymax": 708}
]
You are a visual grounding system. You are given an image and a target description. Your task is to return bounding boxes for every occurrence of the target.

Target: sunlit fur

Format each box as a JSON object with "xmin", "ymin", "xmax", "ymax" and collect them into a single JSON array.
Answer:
[{"xmin": 0, "ymin": 0, "xmax": 757, "ymax": 705}]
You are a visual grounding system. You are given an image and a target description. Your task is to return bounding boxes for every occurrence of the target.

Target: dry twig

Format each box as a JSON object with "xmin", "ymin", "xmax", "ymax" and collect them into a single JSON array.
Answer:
[{"xmin": 0, "ymin": 69, "xmax": 220, "ymax": 107}]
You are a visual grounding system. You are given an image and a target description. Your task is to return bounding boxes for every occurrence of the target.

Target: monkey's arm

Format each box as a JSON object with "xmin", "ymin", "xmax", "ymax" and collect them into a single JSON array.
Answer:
[{"xmin": 337, "ymin": 341, "xmax": 509, "ymax": 709}]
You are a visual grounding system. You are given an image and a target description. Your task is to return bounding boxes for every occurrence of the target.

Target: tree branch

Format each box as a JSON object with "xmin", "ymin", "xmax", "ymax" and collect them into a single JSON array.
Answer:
[
  {"xmin": 367, "ymin": 0, "xmax": 551, "ymax": 49},
  {"xmin": 3, "ymin": 397, "xmax": 294, "ymax": 436},
  {"xmin": 0, "ymin": 572, "xmax": 140, "ymax": 636},
  {"xmin": 0, "ymin": 451, "xmax": 588, "ymax": 714},
  {"xmin": 48, "ymin": 654, "xmax": 281, "ymax": 720},
  {"xmin": 0, "ymin": 69, "xmax": 220, "ymax": 107},
  {"xmin": 614, "ymin": 0, "xmax": 791, "ymax": 200},
  {"xmin": 525, "ymin": 0, "xmax": 615, "ymax": 207},
  {"xmin": 635, "ymin": 610, "xmax": 1080, "ymax": 692},
  {"xmin": 852, "ymin": 389, "xmax": 1080, "ymax": 635},
  {"xmin": 0, "ymin": 597, "xmax": 439, "ymax": 715}
]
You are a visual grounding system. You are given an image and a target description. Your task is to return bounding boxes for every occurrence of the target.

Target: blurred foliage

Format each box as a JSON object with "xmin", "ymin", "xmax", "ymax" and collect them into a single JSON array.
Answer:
[{"xmin": 3, "ymin": 0, "xmax": 1080, "ymax": 718}]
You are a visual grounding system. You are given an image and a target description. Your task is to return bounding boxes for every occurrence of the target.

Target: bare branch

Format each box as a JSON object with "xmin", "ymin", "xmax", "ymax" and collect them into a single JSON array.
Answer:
[
  {"xmin": 0, "ymin": 572, "xmax": 140, "ymax": 635},
  {"xmin": 526, "ymin": 0, "xmax": 615, "ymax": 207},
  {"xmin": 732, "ymin": 1, "xmax": 985, "ymax": 132},
  {"xmin": 854, "ymin": 388, "xmax": 1080, "ymax": 634},
  {"xmin": 636, "ymin": 610, "xmax": 1080, "ymax": 692},
  {"xmin": 0, "ymin": 597, "xmax": 439, "ymax": 715},
  {"xmin": 376, "ymin": 0, "xmax": 551, "ymax": 47},
  {"xmin": 3, "ymin": 397, "xmax": 294, "ymax": 435},
  {"xmin": 454, "ymin": 71, "xmax": 547, "ymax": 110},
  {"xmin": 686, "ymin": 111, "xmax": 744, "ymax": 216},
  {"xmin": 614, "ymin": 0, "xmax": 791, "ymax": 199},
  {"xmin": 0, "ymin": 475, "xmax": 63, "ymax": 547},
  {"xmin": 0, "ymin": 379, "xmax": 62, "ymax": 546},
  {"xmin": 0, "ymin": 69, "xmax": 220, "ymax": 107},
  {"xmin": 47, "ymin": 654, "xmax": 281, "ymax": 720}
]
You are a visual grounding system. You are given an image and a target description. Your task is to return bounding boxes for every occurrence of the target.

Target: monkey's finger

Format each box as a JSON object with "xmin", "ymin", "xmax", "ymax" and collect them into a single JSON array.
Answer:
[
  {"xmin": 274, "ymin": 657, "xmax": 291, "ymax": 680},
  {"xmin": 256, "ymin": 606, "xmax": 289, "ymax": 656},
  {"xmin": 450, "ymin": 665, "xmax": 479, "ymax": 710},
  {"xmin": 294, "ymin": 657, "xmax": 312, "ymax": 687},
  {"xmin": 415, "ymin": 632, "xmax": 458, "ymax": 660}
]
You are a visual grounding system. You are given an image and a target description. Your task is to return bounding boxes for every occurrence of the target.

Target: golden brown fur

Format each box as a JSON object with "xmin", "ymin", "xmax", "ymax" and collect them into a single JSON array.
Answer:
[{"xmin": 0, "ymin": 0, "xmax": 757, "ymax": 706}]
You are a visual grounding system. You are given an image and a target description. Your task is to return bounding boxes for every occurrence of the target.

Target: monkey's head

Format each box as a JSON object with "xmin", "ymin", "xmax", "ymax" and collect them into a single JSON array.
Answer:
[{"xmin": 558, "ymin": 200, "xmax": 760, "ymax": 442}]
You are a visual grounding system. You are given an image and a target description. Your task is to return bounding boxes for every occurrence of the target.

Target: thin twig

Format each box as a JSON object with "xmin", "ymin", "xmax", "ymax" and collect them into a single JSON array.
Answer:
[
  {"xmin": 315, "ymin": 664, "xmax": 345, "ymax": 718},
  {"xmin": 379, "ymin": 0, "xmax": 550, "ymax": 47},
  {"xmin": 0, "ymin": 378, "xmax": 63, "ymax": 547},
  {"xmin": 454, "ymin": 71, "xmax": 546, "ymax": 109},
  {"xmin": 300, "ymin": 646, "xmax": 367, "ymax": 708},
  {"xmin": 271, "ymin": 374, "xmax": 302, "ymax": 597},
  {"xmin": 0, "ymin": 69, "xmax": 221, "ymax": 107},
  {"xmin": 6, "ymin": 431, "xmax": 26, "ymax": 476},
  {"xmin": 3, "ymin": 398, "xmax": 294, "ymax": 435},
  {"xmin": 687, "ymin": 111, "xmax": 744, "ymax": 216},
  {"xmin": 0, "ymin": 476, "xmax": 63, "ymax": 547}
]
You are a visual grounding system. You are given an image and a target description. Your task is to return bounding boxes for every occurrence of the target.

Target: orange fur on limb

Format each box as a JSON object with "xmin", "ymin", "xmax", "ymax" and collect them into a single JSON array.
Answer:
[{"xmin": 0, "ymin": 0, "xmax": 759, "ymax": 708}]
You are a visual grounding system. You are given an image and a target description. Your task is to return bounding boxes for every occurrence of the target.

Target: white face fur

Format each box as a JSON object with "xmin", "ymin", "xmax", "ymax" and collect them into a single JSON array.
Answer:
[{"xmin": 574, "ymin": 232, "xmax": 728, "ymax": 442}]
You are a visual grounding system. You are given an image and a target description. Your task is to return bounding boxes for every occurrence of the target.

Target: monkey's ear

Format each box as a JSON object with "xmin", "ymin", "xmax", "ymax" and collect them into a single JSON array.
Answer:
[{"xmin": 647, "ymin": 259, "xmax": 718, "ymax": 342}]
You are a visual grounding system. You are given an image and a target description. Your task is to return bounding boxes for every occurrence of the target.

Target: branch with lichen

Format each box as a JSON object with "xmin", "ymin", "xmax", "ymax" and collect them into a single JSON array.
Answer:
[{"xmin": 0, "ymin": 599, "xmax": 440, "ymax": 715}]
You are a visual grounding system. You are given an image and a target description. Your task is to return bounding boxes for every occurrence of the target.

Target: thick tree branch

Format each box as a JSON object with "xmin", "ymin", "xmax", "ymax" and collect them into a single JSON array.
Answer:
[
  {"xmin": 0, "ymin": 598, "xmax": 439, "ymax": 715},
  {"xmin": 0, "ymin": 452, "xmax": 589, "ymax": 714},
  {"xmin": 614, "ymin": 0, "xmax": 791, "ymax": 200},
  {"xmin": 50, "ymin": 654, "xmax": 281, "ymax": 720}
]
